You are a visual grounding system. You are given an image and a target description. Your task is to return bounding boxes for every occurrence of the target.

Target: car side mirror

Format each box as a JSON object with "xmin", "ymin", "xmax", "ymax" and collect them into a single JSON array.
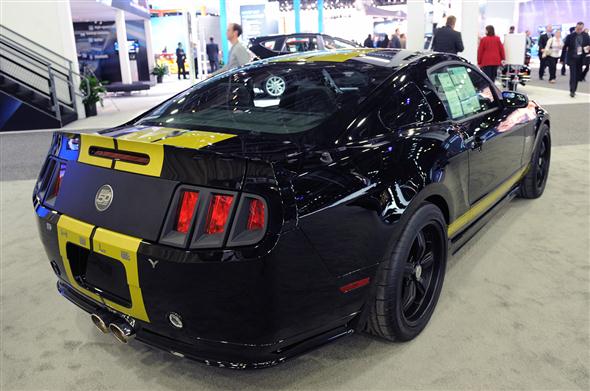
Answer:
[{"xmin": 502, "ymin": 91, "xmax": 529, "ymax": 109}]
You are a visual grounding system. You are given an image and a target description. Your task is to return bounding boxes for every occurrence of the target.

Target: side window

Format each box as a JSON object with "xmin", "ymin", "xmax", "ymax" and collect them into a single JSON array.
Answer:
[
  {"xmin": 261, "ymin": 39, "xmax": 277, "ymax": 51},
  {"xmin": 428, "ymin": 65, "xmax": 497, "ymax": 120},
  {"xmin": 324, "ymin": 37, "xmax": 356, "ymax": 49},
  {"xmin": 283, "ymin": 36, "xmax": 317, "ymax": 53},
  {"xmin": 380, "ymin": 82, "xmax": 434, "ymax": 128}
]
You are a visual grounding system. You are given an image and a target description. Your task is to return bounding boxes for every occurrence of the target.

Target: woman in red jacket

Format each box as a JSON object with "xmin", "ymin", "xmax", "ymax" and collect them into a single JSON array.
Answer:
[{"xmin": 478, "ymin": 25, "xmax": 506, "ymax": 81}]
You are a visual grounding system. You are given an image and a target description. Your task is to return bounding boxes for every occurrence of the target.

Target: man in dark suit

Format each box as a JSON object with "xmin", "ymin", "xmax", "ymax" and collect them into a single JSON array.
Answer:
[
  {"xmin": 206, "ymin": 37, "xmax": 219, "ymax": 72},
  {"xmin": 175, "ymin": 42, "xmax": 187, "ymax": 80},
  {"xmin": 561, "ymin": 27, "xmax": 576, "ymax": 76},
  {"xmin": 537, "ymin": 24, "xmax": 553, "ymax": 80},
  {"xmin": 561, "ymin": 22, "xmax": 590, "ymax": 97},
  {"xmin": 432, "ymin": 15, "xmax": 464, "ymax": 54},
  {"xmin": 363, "ymin": 34, "xmax": 374, "ymax": 48}
]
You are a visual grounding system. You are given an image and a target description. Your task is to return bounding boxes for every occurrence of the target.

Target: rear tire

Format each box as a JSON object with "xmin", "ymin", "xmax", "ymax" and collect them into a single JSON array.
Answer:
[
  {"xmin": 366, "ymin": 203, "xmax": 447, "ymax": 341},
  {"xmin": 519, "ymin": 125, "xmax": 551, "ymax": 199}
]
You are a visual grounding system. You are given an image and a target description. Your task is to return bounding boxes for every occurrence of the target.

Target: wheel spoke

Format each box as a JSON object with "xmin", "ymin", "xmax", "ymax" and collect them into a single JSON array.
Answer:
[
  {"xmin": 414, "ymin": 230, "xmax": 426, "ymax": 261},
  {"xmin": 402, "ymin": 281, "xmax": 416, "ymax": 311},
  {"xmin": 420, "ymin": 251, "xmax": 434, "ymax": 269},
  {"xmin": 415, "ymin": 279, "xmax": 426, "ymax": 297}
]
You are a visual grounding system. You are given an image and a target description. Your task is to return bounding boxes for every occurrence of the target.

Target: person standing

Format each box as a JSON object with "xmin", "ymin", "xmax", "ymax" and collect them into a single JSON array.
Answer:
[
  {"xmin": 509, "ymin": 26, "xmax": 515, "ymax": 34},
  {"xmin": 432, "ymin": 15, "xmax": 464, "ymax": 54},
  {"xmin": 561, "ymin": 27, "xmax": 576, "ymax": 76},
  {"xmin": 175, "ymin": 42, "xmax": 187, "ymax": 80},
  {"xmin": 538, "ymin": 25, "xmax": 553, "ymax": 80},
  {"xmin": 388, "ymin": 29, "xmax": 401, "ymax": 49},
  {"xmin": 544, "ymin": 29, "xmax": 563, "ymax": 83},
  {"xmin": 561, "ymin": 22, "xmax": 590, "ymax": 97},
  {"xmin": 206, "ymin": 37, "xmax": 219, "ymax": 72},
  {"xmin": 400, "ymin": 33, "xmax": 407, "ymax": 49},
  {"xmin": 363, "ymin": 34, "xmax": 374, "ymax": 48},
  {"xmin": 218, "ymin": 23, "xmax": 251, "ymax": 73},
  {"xmin": 380, "ymin": 34, "xmax": 390, "ymax": 48},
  {"xmin": 477, "ymin": 25, "xmax": 505, "ymax": 81}
]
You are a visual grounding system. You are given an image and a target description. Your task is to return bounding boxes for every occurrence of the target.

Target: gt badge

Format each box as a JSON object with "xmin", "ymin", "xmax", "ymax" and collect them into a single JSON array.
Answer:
[{"xmin": 95, "ymin": 184, "xmax": 113, "ymax": 212}]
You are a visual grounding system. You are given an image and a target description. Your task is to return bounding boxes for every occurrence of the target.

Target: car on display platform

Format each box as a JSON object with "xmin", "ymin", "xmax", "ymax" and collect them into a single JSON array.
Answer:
[
  {"xmin": 33, "ymin": 48, "xmax": 551, "ymax": 369},
  {"xmin": 248, "ymin": 32, "xmax": 360, "ymax": 59}
]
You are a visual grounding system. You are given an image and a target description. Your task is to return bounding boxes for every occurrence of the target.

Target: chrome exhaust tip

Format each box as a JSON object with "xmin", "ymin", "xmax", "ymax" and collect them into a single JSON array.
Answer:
[
  {"xmin": 109, "ymin": 321, "xmax": 135, "ymax": 344},
  {"xmin": 90, "ymin": 312, "xmax": 110, "ymax": 333}
]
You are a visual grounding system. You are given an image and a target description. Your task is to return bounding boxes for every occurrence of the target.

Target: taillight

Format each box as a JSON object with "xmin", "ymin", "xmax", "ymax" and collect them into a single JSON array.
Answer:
[
  {"xmin": 175, "ymin": 191, "xmax": 199, "ymax": 233},
  {"xmin": 49, "ymin": 163, "xmax": 66, "ymax": 198},
  {"xmin": 246, "ymin": 198, "xmax": 265, "ymax": 230},
  {"xmin": 205, "ymin": 195, "xmax": 234, "ymax": 234}
]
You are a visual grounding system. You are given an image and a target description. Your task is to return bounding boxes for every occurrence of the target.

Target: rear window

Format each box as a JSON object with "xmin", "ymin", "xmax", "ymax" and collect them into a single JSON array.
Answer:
[{"xmin": 137, "ymin": 62, "xmax": 392, "ymax": 135}]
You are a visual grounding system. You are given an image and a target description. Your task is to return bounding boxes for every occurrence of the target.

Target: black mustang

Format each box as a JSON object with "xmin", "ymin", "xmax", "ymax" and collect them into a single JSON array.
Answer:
[{"xmin": 33, "ymin": 49, "xmax": 550, "ymax": 368}]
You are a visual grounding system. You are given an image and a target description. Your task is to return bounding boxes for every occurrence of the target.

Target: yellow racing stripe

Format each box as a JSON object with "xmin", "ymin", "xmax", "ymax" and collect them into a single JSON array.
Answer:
[
  {"xmin": 77, "ymin": 129, "xmax": 235, "ymax": 176},
  {"xmin": 448, "ymin": 166, "xmax": 529, "ymax": 237},
  {"xmin": 117, "ymin": 126, "xmax": 183, "ymax": 142},
  {"xmin": 78, "ymin": 134, "xmax": 115, "ymax": 168},
  {"xmin": 271, "ymin": 49, "xmax": 380, "ymax": 63},
  {"xmin": 93, "ymin": 228, "xmax": 149, "ymax": 322},
  {"xmin": 57, "ymin": 215, "xmax": 150, "ymax": 322},
  {"xmin": 154, "ymin": 130, "xmax": 236, "ymax": 149},
  {"xmin": 57, "ymin": 215, "xmax": 103, "ymax": 304},
  {"xmin": 114, "ymin": 138, "xmax": 164, "ymax": 177}
]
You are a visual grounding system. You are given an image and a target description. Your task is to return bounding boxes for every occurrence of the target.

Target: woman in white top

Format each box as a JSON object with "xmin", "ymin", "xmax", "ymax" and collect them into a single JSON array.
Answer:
[{"xmin": 545, "ymin": 29, "xmax": 563, "ymax": 83}]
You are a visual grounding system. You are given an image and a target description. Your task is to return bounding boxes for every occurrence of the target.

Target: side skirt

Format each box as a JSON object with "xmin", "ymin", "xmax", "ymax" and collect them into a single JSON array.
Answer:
[{"xmin": 449, "ymin": 186, "xmax": 520, "ymax": 254}]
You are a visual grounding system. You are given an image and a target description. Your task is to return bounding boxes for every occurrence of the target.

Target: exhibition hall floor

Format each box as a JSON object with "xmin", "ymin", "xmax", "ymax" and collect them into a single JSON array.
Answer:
[{"xmin": 1, "ymin": 79, "xmax": 589, "ymax": 390}]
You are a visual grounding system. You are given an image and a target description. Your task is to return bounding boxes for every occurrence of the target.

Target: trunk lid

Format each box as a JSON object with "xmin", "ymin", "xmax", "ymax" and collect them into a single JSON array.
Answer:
[{"xmin": 35, "ymin": 127, "xmax": 288, "ymax": 249}]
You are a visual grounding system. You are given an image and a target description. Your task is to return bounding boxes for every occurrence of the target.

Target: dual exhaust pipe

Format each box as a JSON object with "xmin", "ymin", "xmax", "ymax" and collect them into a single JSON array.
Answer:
[{"xmin": 90, "ymin": 310, "xmax": 135, "ymax": 344}]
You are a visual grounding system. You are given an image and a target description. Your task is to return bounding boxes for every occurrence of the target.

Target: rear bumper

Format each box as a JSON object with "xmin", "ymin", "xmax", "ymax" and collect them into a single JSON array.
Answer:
[
  {"xmin": 57, "ymin": 280, "xmax": 354, "ymax": 369},
  {"xmin": 36, "ymin": 205, "xmax": 367, "ymax": 368}
]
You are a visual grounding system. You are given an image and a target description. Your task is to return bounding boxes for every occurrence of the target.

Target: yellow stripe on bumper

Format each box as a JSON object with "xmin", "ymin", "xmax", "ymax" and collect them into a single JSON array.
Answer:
[
  {"xmin": 448, "ymin": 165, "xmax": 528, "ymax": 238},
  {"xmin": 57, "ymin": 215, "xmax": 150, "ymax": 322}
]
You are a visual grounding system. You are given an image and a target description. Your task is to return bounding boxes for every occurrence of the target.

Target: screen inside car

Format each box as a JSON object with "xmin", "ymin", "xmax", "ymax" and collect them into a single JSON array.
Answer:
[{"xmin": 137, "ymin": 62, "xmax": 392, "ymax": 134}]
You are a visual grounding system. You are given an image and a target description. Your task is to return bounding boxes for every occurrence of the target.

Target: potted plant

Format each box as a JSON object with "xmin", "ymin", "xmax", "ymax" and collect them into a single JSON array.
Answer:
[
  {"xmin": 151, "ymin": 64, "xmax": 168, "ymax": 83},
  {"xmin": 79, "ymin": 75, "xmax": 106, "ymax": 117}
]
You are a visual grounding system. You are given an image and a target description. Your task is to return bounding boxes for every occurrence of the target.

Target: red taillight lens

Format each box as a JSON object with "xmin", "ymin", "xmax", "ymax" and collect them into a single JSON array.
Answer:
[
  {"xmin": 205, "ymin": 195, "xmax": 234, "ymax": 234},
  {"xmin": 247, "ymin": 198, "xmax": 265, "ymax": 230},
  {"xmin": 175, "ymin": 191, "xmax": 199, "ymax": 233},
  {"xmin": 50, "ymin": 163, "xmax": 67, "ymax": 198}
]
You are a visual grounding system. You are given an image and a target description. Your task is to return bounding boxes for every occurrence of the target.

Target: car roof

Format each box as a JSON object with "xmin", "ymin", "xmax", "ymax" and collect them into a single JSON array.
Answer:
[{"xmin": 266, "ymin": 48, "xmax": 432, "ymax": 69}]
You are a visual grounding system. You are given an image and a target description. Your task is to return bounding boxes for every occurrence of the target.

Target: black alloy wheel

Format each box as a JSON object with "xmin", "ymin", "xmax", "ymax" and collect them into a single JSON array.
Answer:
[
  {"xmin": 520, "ymin": 125, "xmax": 551, "ymax": 199},
  {"xmin": 366, "ymin": 203, "xmax": 447, "ymax": 341},
  {"xmin": 401, "ymin": 223, "xmax": 445, "ymax": 325},
  {"xmin": 536, "ymin": 135, "xmax": 550, "ymax": 189}
]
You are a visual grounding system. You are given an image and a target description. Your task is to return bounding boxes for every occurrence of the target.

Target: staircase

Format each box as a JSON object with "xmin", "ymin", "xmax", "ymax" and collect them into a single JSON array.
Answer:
[{"xmin": 0, "ymin": 24, "xmax": 80, "ymax": 131}]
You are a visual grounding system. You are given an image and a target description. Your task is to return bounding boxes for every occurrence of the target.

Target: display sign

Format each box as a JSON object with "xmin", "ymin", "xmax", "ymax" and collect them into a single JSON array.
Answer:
[
  {"xmin": 435, "ymin": 66, "xmax": 480, "ymax": 119},
  {"xmin": 240, "ymin": 4, "xmax": 278, "ymax": 42},
  {"xmin": 110, "ymin": 0, "xmax": 150, "ymax": 19}
]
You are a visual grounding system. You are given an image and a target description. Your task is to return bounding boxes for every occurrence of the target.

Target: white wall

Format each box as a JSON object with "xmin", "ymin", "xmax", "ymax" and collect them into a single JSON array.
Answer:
[{"xmin": 0, "ymin": 0, "xmax": 85, "ymax": 119}]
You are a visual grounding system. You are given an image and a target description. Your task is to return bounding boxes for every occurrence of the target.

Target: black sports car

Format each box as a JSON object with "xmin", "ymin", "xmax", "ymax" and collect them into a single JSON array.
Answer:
[
  {"xmin": 33, "ymin": 49, "xmax": 550, "ymax": 369},
  {"xmin": 248, "ymin": 33, "xmax": 359, "ymax": 59}
]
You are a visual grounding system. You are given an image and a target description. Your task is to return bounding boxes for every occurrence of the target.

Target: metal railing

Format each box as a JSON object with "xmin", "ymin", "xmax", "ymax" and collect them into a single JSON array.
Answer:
[{"xmin": 0, "ymin": 24, "xmax": 81, "ymax": 124}]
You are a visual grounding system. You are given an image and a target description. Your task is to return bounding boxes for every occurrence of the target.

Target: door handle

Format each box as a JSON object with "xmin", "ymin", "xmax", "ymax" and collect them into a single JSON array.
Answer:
[{"xmin": 472, "ymin": 136, "xmax": 484, "ymax": 152}]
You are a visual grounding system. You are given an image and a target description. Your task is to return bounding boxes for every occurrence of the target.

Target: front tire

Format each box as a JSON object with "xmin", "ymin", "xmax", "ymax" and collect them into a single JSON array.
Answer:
[
  {"xmin": 520, "ymin": 125, "xmax": 551, "ymax": 199},
  {"xmin": 366, "ymin": 203, "xmax": 447, "ymax": 341}
]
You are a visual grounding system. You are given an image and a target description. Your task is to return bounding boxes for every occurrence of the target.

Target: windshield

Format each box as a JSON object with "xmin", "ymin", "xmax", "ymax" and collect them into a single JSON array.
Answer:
[{"xmin": 137, "ymin": 62, "xmax": 392, "ymax": 134}]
